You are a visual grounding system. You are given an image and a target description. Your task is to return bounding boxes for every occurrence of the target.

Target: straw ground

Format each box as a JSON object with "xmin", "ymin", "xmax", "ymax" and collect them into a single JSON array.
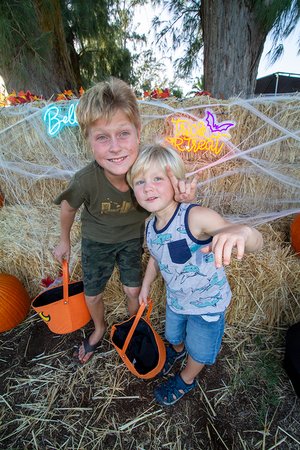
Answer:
[{"xmin": 0, "ymin": 264, "xmax": 300, "ymax": 450}]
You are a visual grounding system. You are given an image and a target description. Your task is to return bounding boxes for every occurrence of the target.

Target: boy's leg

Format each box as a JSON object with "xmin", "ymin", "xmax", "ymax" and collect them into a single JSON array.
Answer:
[
  {"xmin": 154, "ymin": 312, "xmax": 225, "ymax": 405},
  {"xmin": 78, "ymin": 292, "xmax": 106, "ymax": 363},
  {"xmin": 154, "ymin": 355, "xmax": 203, "ymax": 406},
  {"xmin": 180, "ymin": 355, "xmax": 204, "ymax": 384},
  {"xmin": 160, "ymin": 304, "xmax": 187, "ymax": 375},
  {"xmin": 123, "ymin": 285, "xmax": 140, "ymax": 315},
  {"xmin": 118, "ymin": 237, "xmax": 144, "ymax": 316},
  {"xmin": 79, "ymin": 238, "xmax": 115, "ymax": 363}
]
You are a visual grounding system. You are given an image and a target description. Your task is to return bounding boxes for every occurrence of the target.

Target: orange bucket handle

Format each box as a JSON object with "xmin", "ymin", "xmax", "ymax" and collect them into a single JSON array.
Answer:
[
  {"xmin": 122, "ymin": 299, "xmax": 153, "ymax": 354},
  {"xmin": 62, "ymin": 259, "xmax": 70, "ymax": 304}
]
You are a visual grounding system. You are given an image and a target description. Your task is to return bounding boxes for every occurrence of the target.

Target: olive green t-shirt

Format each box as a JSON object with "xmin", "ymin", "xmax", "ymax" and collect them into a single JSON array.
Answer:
[{"xmin": 54, "ymin": 161, "xmax": 149, "ymax": 244}]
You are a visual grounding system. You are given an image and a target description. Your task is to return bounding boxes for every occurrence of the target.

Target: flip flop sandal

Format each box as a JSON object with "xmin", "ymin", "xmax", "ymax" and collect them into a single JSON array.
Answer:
[
  {"xmin": 73, "ymin": 336, "xmax": 101, "ymax": 364},
  {"xmin": 159, "ymin": 345, "xmax": 186, "ymax": 376},
  {"xmin": 154, "ymin": 373, "xmax": 196, "ymax": 406}
]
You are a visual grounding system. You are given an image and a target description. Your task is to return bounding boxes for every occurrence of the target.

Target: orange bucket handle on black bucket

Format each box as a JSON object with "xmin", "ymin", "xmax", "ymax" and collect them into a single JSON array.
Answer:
[
  {"xmin": 110, "ymin": 298, "xmax": 166, "ymax": 378},
  {"xmin": 122, "ymin": 300, "xmax": 153, "ymax": 355}
]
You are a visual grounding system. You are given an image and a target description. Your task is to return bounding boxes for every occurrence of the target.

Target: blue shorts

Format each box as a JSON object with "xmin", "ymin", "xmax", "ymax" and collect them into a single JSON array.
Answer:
[{"xmin": 165, "ymin": 304, "xmax": 225, "ymax": 365}]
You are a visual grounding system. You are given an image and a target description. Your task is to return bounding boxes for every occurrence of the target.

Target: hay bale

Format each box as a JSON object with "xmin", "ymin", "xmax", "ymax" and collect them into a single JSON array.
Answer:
[
  {"xmin": 1, "ymin": 96, "xmax": 300, "ymax": 215},
  {"xmin": 0, "ymin": 205, "xmax": 82, "ymax": 297},
  {"xmin": 140, "ymin": 96, "xmax": 300, "ymax": 216},
  {"xmin": 1, "ymin": 205, "xmax": 299, "ymax": 327},
  {"xmin": 0, "ymin": 103, "xmax": 91, "ymax": 205},
  {"xmin": 226, "ymin": 220, "xmax": 300, "ymax": 327}
]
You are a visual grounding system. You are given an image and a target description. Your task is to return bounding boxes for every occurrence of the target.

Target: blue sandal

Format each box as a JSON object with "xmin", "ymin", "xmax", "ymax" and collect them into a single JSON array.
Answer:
[
  {"xmin": 160, "ymin": 345, "xmax": 186, "ymax": 376},
  {"xmin": 154, "ymin": 373, "xmax": 196, "ymax": 406}
]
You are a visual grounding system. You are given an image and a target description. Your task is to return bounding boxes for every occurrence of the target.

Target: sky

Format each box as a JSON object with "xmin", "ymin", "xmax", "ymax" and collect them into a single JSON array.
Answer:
[
  {"xmin": 134, "ymin": 5, "xmax": 300, "ymax": 94},
  {"xmin": 257, "ymin": 20, "xmax": 300, "ymax": 78}
]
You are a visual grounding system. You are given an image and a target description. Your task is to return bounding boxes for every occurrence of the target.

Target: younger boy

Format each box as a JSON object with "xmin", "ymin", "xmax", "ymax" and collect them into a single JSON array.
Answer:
[
  {"xmin": 53, "ymin": 78, "xmax": 198, "ymax": 364},
  {"xmin": 127, "ymin": 144, "xmax": 263, "ymax": 406}
]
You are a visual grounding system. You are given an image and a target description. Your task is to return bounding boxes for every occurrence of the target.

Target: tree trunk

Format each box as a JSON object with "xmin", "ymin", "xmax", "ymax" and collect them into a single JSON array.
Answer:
[
  {"xmin": 3, "ymin": 0, "xmax": 80, "ymax": 97},
  {"xmin": 32, "ymin": 0, "xmax": 80, "ymax": 95},
  {"xmin": 200, "ymin": 0, "xmax": 271, "ymax": 99}
]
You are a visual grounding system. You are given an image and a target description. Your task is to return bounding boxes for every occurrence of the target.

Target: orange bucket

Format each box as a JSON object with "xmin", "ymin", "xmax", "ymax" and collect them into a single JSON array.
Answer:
[
  {"xmin": 32, "ymin": 260, "xmax": 91, "ymax": 334},
  {"xmin": 110, "ymin": 300, "xmax": 166, "ymax": 379}
]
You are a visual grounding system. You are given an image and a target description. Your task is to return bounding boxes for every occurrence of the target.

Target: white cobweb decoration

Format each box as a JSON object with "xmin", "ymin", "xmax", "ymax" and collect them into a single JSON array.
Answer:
[
  {"xmin": 0, "ymin": 94, "xmax": 299, "ymax": 228},
  {"xmin": 140, "ymin": 94, "xmax": 300, "ymax": 226}
]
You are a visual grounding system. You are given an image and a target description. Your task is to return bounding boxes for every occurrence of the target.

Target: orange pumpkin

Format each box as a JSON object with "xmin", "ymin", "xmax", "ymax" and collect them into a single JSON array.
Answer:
[
  {"xmin": 291, "ymin": 214, "xmax": 300, "ymax": 256},
  {"xmin": 0, "ymin": 273, "xmax": 30, "ymax": 332}
]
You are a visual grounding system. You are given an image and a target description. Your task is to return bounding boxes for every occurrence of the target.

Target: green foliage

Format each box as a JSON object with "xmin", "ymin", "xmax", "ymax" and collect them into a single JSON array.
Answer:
[
  {"xmin": 131, "ymin": 49, "xmax": 169, "ymax": 95},
  {"xmin": 186, "ymin": 76, "xmax": 204, "ymax": 96},
  {"xmin": 150, "ymin": 0, "xmax": 299, "ymax": 80},
  {"xmin": 60, "ymin": 0, "xmax": 138, "ymax": 86},
  {"xmin": 0, "ymin": 0, "xmax": 146, "ymax": 91},
  {"xmin": 0, "ymin": 1, "xmax": 52, "ymax": 78},
  {"xmin": 152, "ymin": 0, "xmax": 203, "ymax": 78},
  {"xmin": 253, "ymin": 0, "xmax": 300, "ymax": 65},
  {"xmin": 170, "ymin": 86, "xmax": 183, "ymax": 98}
]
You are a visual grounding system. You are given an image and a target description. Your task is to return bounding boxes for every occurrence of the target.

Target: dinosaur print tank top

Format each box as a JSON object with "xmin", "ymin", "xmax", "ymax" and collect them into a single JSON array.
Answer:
[{"xmin": 146, "ymin": 203, "xmax": 232, "ymax": 315}]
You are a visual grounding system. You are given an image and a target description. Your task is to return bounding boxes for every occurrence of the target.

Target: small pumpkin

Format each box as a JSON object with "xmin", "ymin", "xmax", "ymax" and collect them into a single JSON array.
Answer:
[
  {"xmin": 290, "ymin": 214, "xmax": 300, "ymax": 256},
  {"xmin": 0, "ymin": 273, "xmax": 30, "ymax": 332}
]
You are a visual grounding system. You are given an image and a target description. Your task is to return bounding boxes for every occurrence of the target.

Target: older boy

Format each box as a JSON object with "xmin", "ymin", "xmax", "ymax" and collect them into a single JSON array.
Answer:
[{"xmin": 53, "ymin": 78, "xmax": 198, "ymax": 363}]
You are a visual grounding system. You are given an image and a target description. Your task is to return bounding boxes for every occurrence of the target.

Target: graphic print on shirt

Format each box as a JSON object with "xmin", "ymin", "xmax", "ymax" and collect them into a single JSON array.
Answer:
[
  {"xmin": 190, "ymin": 242, "xmax": 201, "ymax": 253},
  {"xmin": 150, "ymin": 233, "xmax": 172, "ymax": 248},
  {"xmin": 175, "ymin": 262, "xmax": 206, "ymax": 284},
  {"xmin": 169, "ymin": 296, "xmax": 184, "ymax": 310},
  {"xmin": 176, "ymin": 226, "xmax": 187, "ymax": 234},
  {"xmin": 191, "ymin": 273, "xmax": 227, "ymax": 295},
  {"xmin": 203, "ymin": 253, "xmax": 215, "ymax": 263},
  {"xmin": 190, "ymin": 292, "xmax": 223, "ymax": 308},
  {"xmin": 158, "ymin": 262, "xmax": 172, "ymax": 274},
  {"xmin": 100, "ymin": 199, "xmax": 134, "ymax": 214}
]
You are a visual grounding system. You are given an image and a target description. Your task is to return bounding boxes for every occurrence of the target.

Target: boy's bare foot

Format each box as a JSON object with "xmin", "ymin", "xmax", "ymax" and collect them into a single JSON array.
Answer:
[{"xmin": 75, "ymin": 327, "xmax": 106, "ymax": 364}]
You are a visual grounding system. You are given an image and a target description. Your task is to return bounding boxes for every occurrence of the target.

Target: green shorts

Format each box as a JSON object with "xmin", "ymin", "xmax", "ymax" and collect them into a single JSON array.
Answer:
[{"xmin": 81, "ymin": 237, "xmax": 143, "ymax": 296}]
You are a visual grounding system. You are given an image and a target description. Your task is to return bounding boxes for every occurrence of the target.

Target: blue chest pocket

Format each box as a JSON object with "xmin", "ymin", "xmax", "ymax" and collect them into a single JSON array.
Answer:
[{"xmin": 168, "ymin": 239, "xmax": 192, "ymax": 264}]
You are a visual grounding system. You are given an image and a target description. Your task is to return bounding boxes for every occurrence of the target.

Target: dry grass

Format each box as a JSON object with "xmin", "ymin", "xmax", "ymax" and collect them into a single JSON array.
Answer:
[{"xmin": 0, "ymin": 307, "xmax": 299, "ymax": 449}]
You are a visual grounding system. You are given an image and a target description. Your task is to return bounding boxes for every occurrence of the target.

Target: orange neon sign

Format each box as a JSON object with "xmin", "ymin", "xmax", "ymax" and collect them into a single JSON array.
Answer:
[{"xmin": 164, "ymin": 110, "xmax": 235, "ymax": 157}]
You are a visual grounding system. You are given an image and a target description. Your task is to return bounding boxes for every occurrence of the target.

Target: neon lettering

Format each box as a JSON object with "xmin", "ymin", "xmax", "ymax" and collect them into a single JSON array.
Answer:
[
  {"xmin": 165, "ymin": 110, "xmax": 235, "ymax": 157},
  {"xmin": 43, "ymin": 101, "xmax": 79, "ymax": 137}
]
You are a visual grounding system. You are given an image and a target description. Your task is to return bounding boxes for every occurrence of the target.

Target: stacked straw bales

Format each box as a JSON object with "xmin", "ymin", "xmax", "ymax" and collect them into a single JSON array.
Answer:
[{"xmin": 0, "ymin": 95, "xmax": 300, "ymax": 328}]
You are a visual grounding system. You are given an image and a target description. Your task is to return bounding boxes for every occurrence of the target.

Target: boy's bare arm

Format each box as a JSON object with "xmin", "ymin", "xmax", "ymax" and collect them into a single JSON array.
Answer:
[
  {"xmin": 53, "ymin": 200, "xmax": 78, "ymax": 262},
  {"xmin": 139, "ymin": 256, "xmax": 159, "ymax": 305},
  {"xmin": 206, "ymin": 223, "xmax": 263, "ymax": 268},
  {"xmin": 189, "ymin": 206, "xmax": 263, "ymax": 268}
]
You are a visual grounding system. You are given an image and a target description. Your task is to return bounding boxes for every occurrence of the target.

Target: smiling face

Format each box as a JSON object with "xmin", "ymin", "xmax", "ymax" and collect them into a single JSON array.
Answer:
[
  {"xmin": 133, "ymin": 164, "xmax": 177, "ymax": 215},
  {"xmin": 87, "ymin": 110, "xmax": 140, "ymax": 183}
]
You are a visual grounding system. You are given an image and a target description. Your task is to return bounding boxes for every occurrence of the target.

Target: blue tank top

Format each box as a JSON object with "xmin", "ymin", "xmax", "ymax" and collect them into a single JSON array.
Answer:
[{"xmin": 146, "ymin": 203, "xmax": 232, "ymax": 315}]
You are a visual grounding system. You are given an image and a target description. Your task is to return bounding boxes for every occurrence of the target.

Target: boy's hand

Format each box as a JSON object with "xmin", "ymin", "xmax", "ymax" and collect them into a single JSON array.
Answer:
[
  {"xmin": 139, "ymin": 286, "xmax": 149, "ymax": 306},
  {"xmin": 166, "ymin": 165, "xmax": 199, "ymax": 203},
  {"xmin": 201, "ymin": 229, "xmax": 248, "ymax": 269},
  {"xmin": 53, "ymin": 241, "xmax": 71, "ymax": 263}
]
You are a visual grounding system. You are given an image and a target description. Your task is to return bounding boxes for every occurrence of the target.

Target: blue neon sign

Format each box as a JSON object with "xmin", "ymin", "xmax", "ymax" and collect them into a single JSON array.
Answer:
[{"xmin": 43, "ymin": 100, "xmax": 79, "ymax": 137}]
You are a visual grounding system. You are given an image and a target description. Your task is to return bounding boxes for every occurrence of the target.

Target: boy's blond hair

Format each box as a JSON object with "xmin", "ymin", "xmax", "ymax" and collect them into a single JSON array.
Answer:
[
  {"xmin": 127, "ymin": 144, "xmax": 186, "ymax": 187},
  {"xmin": 76, "ymin": 77, "xmax": 141, "ymax": 138}
]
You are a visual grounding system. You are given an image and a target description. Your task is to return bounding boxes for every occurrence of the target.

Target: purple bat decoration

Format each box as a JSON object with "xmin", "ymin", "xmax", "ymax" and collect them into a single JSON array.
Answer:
[{"xmin": 205, "ymin": 110, "xmax": 235, "ymax": 133}]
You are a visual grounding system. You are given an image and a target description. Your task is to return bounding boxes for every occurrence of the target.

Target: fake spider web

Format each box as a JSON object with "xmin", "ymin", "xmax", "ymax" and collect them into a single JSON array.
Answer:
[{"xmin": 0, "ymin": 94, "xmax": 299, "ymax": 228}]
